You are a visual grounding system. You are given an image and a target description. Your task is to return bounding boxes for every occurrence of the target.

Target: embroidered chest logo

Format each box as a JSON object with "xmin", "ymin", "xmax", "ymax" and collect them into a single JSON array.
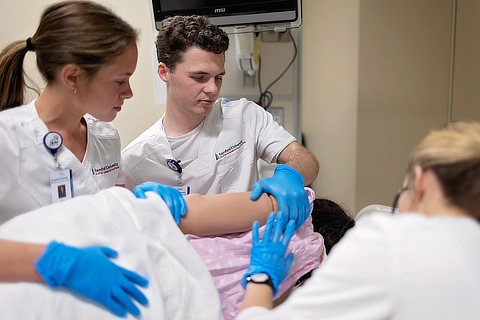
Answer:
[
  {"xmin": 91, "ymin": 162, "xmax": 120, "ymax": 176},
  {"xmin": 215, "ymin": 140, "xmax": 246, "ymax": 160}
]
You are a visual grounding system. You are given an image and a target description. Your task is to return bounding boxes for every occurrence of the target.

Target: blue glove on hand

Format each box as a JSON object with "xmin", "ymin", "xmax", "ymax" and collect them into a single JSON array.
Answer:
[
  {"xmin": 241, "ymin": 211, "xmax": 295, "ymax": 295},
  {"xmin": 35, "ymin": 241, "xmax": 149, "ymax": 317},
  {"xmin": 133, "ymin": 181, "xmax": 187, "ymax": 225},
  {"xmin": 250, "ymin": 164, "xmax": 309, "ymax": 230}
]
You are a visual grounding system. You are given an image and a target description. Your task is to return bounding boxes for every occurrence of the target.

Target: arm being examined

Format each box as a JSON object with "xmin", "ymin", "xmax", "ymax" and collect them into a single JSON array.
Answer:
[{"xmin": 179, "ymin": 192, "xmax": 273, "ymax": 236}]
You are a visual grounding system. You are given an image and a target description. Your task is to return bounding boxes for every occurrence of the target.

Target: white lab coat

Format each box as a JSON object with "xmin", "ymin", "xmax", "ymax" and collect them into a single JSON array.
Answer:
[
  {"xmin": 236, "ymin": 212, "xmax": 480, "ymax": 320},
  {"xmin": 122, "ymin": 98, "xmax": 296, "ymax": 193},
  {"xmin": 0, "ymin": 101, "xmax": 125, "ymax": 223}
]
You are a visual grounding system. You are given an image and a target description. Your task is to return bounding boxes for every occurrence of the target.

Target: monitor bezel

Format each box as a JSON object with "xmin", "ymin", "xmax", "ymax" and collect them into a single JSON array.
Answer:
[{"xmin": 152, "ymin": 0, "xmax": 302, "ymax": 33}]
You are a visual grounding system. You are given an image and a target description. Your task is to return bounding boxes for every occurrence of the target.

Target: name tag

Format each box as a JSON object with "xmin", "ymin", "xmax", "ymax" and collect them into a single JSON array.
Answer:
[{"xmin": 50, "ymin": 169, "xmax": 74, "ymax": 203}]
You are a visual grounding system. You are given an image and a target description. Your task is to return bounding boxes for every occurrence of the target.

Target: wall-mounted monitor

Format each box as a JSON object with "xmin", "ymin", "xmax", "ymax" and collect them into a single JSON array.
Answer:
[{"xmin": 151, "ymin": 0, "xmax": 302, "ymax": 33}]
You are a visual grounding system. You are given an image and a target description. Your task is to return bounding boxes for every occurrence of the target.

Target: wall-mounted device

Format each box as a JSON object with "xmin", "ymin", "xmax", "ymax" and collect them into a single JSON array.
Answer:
[
  {"xmin": 233, "ymin": 26, "xmax": 259, "ymax": 76},
  {"xmin": 151, "ymin": 0, "xmax": 302, "ymax": 33}
]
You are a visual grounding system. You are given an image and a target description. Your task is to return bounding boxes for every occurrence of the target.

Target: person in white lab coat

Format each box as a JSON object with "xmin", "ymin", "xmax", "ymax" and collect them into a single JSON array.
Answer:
[
  {"xmin": 122, "ymin": 15, "xmax": 319, "ymax": 226},
  {"xmin": 0, "ymin": 1, "xmax": 152, "ymax": 317},
  {"xmin": 237, "ymin": 121, "xmax": 480, "ymax": 320},
  {"xmin": 0, "ymin": 0, "xmax": 143, "ymax": 223}
]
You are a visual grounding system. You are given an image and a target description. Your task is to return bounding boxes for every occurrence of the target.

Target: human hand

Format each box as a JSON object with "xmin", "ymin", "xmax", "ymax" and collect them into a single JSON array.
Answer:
[
  {"xmin": 241, "ymin": 211, "xmax": 295, "ymax": 295},
  {"xmin": 35, "ymin": 241, "xmax": 149, "ymax": 317},
  {"xmin": 250, "ymin": 164, "xmax": 309, "ymax": 230},
  {"xmin": 133, "ymin": 181, "xmax": 186, "ymax": 225}
]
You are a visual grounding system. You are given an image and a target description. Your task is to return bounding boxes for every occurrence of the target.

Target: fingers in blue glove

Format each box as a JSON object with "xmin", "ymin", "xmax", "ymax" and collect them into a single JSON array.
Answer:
[
  {"xmin": 98, "ymin": 246, "xmax": 118, "ymax": 258},
  {"xmin": 120, "ymin": 268, "xmax": 149, "ymax": 302},
  {"xmin": 35, "ymin": 242, "xmax": 149, "ymax": 317},
  {"xmin": 249, "ymin": 183, "xmax": 264, "ymax": 201},
  {"xmin": 262, "ymin": 211, "xmax": 276, "ymax": 241},
  {"xmin": 284, "ymin": 252, "xmax": 295, "ymax": 274},
  {"xmin": 133, "ymin": 181, "xmax": 187, "ymax": 225},
  {"xmin": 282, "ymin": 218, "xmax": 296, "ymax": 246},
  {"xmin": 112, "ymin": 285, "xmax": 142, "ymax": 317},
  {"xmin": 249, "ymin": 165, "xmax": 310, "ymax": 230},
  {"xmin": 243, "ymin": 211, "xmax": 296, "ymax": 295}
]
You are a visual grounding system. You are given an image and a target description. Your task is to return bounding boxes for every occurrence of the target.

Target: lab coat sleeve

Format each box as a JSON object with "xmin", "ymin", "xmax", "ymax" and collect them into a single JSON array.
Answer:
[
  {"xmin": 236, "ymin": 214, "xmax": 395, "ymax": 320},
  {"xmin": 240, "ymin": 100, "xmax": 296, "ymax": 164},
  {"xmin": 0, "ymin": 119, "xmax": 20, "ymax": 203}
]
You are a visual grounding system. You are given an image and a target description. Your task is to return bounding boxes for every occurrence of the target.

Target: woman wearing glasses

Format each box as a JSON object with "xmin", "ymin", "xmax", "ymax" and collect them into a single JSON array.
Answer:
[{"xmin": 237, "ymin": 121, "xmax": 480, "ymax": 320}]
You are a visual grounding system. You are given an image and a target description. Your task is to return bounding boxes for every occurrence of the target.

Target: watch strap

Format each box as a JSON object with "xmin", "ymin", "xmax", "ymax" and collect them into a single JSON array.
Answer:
[{"xmin": 245, "ymin": 273, "xmax": 274, "ymax": 291}]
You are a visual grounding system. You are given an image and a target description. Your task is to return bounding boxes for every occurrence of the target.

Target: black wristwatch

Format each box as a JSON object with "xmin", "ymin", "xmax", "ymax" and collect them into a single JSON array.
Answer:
[{"xmin": 245, "ymin": 272, "xmax": 274, "ymax": 290}]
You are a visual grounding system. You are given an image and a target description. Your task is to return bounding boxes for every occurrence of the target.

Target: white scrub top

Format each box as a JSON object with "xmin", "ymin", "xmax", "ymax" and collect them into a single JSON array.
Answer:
[
  {"xmin": 122, "ymin": 98, "xmax": 296, "ymax": 193},
  {"xmin": 0, "ymin": 101, "xmax": 125, "ymax": 223}
]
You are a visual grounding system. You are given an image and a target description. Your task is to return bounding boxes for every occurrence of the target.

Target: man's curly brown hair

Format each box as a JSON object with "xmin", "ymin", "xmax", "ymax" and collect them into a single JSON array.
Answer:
[{"xmin": 156, "ymin": 15, "xmax": 230, "ymax": 71}]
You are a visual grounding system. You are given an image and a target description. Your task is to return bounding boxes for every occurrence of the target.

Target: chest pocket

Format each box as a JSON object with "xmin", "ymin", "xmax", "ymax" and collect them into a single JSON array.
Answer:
[{"xmin": 217, "ymin": 147, "xmax": 254, "ymax": 193}]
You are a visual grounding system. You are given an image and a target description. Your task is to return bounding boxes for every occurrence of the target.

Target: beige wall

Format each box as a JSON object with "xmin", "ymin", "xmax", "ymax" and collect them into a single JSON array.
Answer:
[
  {"xmin": 302, "ymin": 0, "xmax": 359, "ymax": 213},
  {"xmin": 355, "ymin": 0, "xmax": 454, "ymax": 212},
  {"xmin": 452, "ymin": 0, "xmax": 480, "ymax": 121},
  {"xmin": 303, "ymin": 0, "xmax": 480, "ymax": 214},
  {"xmin": 2, "ymin": 0, "xmax": 479, "ymax": 215}
]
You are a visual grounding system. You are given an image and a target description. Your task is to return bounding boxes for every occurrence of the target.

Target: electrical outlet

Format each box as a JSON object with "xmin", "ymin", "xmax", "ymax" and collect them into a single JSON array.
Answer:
[{"xmin": 269, "ymin": 106, "xmax": 285, "ymax": 126}]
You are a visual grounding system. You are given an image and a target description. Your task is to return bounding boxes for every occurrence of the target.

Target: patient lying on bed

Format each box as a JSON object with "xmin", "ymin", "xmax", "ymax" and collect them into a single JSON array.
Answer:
[
  {"xmin": 184, "ymin": 187, "xmax": 322, "ymax": 320},
  {"xmin": 0, "ymin": 187, "xmax": 323, "ymax": 319}
]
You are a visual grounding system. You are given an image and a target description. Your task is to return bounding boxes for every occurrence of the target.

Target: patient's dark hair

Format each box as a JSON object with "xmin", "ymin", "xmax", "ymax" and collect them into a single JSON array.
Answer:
[
  {"xmin": 295, "ymin": 198, "xmax": 355, "ymax": 286},
  {"xmin": 311, "ymin": 198, "xmax": 355, "ymax": 254}
]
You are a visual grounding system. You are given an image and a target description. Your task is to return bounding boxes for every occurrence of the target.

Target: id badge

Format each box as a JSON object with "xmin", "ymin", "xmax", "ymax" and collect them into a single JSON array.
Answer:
[
  {"xmin": 176, "ymin": 185, "xmax": 191, "ymax": 195},
  {"xmin": 50, "ymin": 169, "xmax": 74, "ymax": 203}
]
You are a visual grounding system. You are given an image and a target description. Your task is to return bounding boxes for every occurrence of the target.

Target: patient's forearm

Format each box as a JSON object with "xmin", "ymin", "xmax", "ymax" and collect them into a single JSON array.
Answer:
[
  {"xmin": 179, "ymin": 192, "xmax": 273, "ymax": 236},
  {"xmin": 0, "ymin": 239, "xmax": 45, "ymax": 282},
  {"xmin": 240, "ymin": 282, "xmax": 274, "ymax": 312}
]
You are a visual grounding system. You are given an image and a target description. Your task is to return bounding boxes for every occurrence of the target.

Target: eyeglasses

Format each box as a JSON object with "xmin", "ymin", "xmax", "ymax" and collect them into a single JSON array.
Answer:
[{"xmin": 391, "ymin": 187, "xmax": 407, "ymax": 214}]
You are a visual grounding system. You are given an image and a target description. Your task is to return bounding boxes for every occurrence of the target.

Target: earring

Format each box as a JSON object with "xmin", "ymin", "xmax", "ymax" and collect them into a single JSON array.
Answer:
[{"xmin": 73, "ymin": 89, "xmax": 77, "ymax": 94}]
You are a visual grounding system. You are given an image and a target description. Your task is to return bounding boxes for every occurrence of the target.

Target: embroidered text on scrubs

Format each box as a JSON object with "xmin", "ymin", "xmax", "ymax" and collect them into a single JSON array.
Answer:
[
  {"xmin": 215, "ymin": 140, "xmax": 246, "ymax": 160},
  {"xmin": 91, "ymin": 163, "xmax": 120, "ymax": 175}
]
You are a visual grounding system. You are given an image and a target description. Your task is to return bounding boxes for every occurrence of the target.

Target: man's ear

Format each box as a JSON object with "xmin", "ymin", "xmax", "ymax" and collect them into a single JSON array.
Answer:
[
  {"xmin": 157, "ymin": 62, "xmax": 169, "ymax": 82},
  {"xmin": 61, "ymin": 64, "xmax": 81, "ymax": 93}
]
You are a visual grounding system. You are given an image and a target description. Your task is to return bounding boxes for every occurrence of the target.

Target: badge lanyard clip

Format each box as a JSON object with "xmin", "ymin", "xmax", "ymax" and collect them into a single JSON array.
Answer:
[
  {"xmin": 43, "ymin": 131, "xmax": 63, "ymax": 168},
  {"xmin": 44, "ymin": 131, "xmax": 74, "ymax": 202},
  {"xmin": 167, "ymin": 158, "xmax": 183, "ymax": 184},
  {"xmin": 167, "ymin": 159, "xmax": 191, "ymax": 194}
]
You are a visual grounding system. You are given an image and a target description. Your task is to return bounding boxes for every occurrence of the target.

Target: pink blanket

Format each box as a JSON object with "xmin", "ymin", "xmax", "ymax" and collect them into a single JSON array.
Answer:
[{"xmin": 187, "ymin": 187, "xmax": 324, "ymax": 319}]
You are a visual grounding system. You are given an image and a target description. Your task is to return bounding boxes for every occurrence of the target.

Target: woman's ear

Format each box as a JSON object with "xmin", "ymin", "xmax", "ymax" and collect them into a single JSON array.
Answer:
[
  {"xmin": 412, "ymin": 165, "xmax": 426, "ymax": 200},
  {"xmin": 61, "ymin": 64, "xmax": 81, "ymax": 93},
  {"xmin": 157, "ymin": 62, "xmax": 169, "ymax": 82}
]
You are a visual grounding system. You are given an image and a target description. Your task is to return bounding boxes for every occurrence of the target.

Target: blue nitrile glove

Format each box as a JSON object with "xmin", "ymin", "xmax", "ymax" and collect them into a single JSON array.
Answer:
[
  {"xmin": 133, "ymin": 181, "xmax": 187, "ymax": 225},
  {"xmin": 250, "ymin": 164, "xmax": 309, "ymax": 230},
  {"xmin": 35, "ymin": 241, "xmax": 149, "ymax": 317},
  {"xmin": 241, "ymin": 211, "xmax": 295, "ymax": 295}
]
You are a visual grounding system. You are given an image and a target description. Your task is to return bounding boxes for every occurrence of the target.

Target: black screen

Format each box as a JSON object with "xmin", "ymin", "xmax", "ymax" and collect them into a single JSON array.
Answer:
[{"xmin": 152, "ymin": 0, "xmax": 300, "ymax": 30}]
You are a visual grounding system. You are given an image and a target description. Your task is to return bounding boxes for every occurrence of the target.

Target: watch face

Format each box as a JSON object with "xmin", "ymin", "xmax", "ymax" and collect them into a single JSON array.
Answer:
[{"xmin": 249, "ymin": 272, "xmax": 270, "ymax": 282}]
